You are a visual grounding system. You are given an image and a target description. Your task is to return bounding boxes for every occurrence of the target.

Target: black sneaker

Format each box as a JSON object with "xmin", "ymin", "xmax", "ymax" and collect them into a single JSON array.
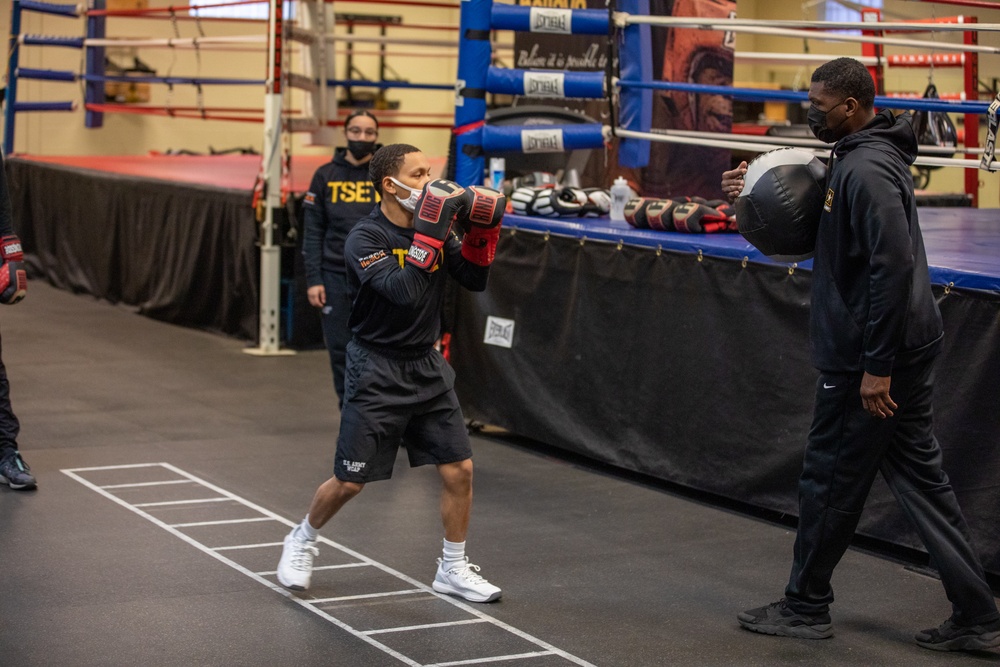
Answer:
[
  {"xmin": 915, "ymin": 617, "xmax": 1000, "ymax": 652},
  {"xmin": 738, "ymin": 598, "xmax": 833, "ymax": 639},
  {"xmin": 0, "ymin": 451, "xmax": 37, "ymax": 490}
]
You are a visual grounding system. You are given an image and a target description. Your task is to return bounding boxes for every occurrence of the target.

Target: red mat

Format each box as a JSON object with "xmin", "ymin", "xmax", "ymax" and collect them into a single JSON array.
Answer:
[{"xmin": 16, "ymin": 153, "xmax": 448, "ymax": 194}]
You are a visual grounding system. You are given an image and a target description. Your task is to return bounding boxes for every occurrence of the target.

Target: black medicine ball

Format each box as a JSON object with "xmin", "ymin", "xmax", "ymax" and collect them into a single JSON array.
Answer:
[{"xmin": 735, "ymin": 147, "xmax": 827, "ymax": 262}]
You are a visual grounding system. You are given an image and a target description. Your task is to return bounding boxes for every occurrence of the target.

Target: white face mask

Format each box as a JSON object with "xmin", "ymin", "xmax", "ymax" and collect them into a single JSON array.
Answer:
[{"xmin": 389, "ymin": 177, "xmax": 421, "ymax": 212}]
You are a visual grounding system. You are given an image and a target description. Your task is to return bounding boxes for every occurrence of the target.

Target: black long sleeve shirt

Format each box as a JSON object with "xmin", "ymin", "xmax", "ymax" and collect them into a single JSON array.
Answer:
[{"xmin": 344, "ymin": 206, "xmax": 489, "ymax": 351}]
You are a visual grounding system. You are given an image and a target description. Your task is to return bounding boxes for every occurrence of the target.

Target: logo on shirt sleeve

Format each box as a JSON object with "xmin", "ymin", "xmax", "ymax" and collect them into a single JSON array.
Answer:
[
  {"xmin": 823, "ymin": 188, "xmax": 834, "ymax": 213},
  {"xmin": 304, "ymin": 191, "xmax": 316, "ymax": 205},
  {"xmin": 358, "ymin": 249, "xmax": 388, "ymax": 270}
]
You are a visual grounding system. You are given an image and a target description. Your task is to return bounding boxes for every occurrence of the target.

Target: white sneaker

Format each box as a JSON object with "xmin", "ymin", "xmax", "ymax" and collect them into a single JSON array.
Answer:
[
  {"xmin": 277, "ymin": 530, "xmax": 318, "ymax": 591},
  {"xmin": 432, "ymin": 557, "xmax": 502, "ymax": 603}
]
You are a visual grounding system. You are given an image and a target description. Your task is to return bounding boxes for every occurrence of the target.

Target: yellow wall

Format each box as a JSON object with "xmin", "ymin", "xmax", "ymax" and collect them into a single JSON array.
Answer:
[
  {"xmin": 2, "ymin": 0, "xmax": 997, "ymax": 204},
  {"xmin": 1, "ymin": 1, "xmax": 461, "ymax": 159},
  {"xmin": 733, "ymin": 0, "xmax": 1000, "ymax": 206}
]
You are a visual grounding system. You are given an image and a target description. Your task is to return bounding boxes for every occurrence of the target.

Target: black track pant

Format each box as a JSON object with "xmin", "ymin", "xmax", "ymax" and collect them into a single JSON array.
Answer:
[
  {"xmin": 785, "ymin": 358, "xmax": 999, "ymax": 625},
  {"xmin": 319, "ymin": 270, "xmax": 354, "ymax": 407},
  {"xmin": 0, "ymin": 327, "xmax": 20, "ymax": 455}
]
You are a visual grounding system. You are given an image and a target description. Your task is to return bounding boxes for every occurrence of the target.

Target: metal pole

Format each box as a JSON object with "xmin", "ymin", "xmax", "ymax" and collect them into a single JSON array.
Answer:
[{"xmin": 246, "ymin": 0, "xmax": 295, "ymax": 356}]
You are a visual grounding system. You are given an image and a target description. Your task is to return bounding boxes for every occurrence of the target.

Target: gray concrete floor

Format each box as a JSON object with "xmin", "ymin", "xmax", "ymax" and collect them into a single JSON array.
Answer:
[{"xmin": 1, "ymin": 282, "xmax": 998, "ymax": 666}]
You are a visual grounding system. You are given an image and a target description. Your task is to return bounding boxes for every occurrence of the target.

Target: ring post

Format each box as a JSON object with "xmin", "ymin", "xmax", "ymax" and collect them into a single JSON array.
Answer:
[
  {"xmin": 616, "ymin": 0, "xmax": 652, "ymax": 168},
  {"xmin": 453, "ymin": 0, "xmax": 492, "ymax": 186},
  {"xmin": 4, "ymin": 1, "xmax": 24, "ymax": 154},
  {"xmin": 963, "ymin": 17, "xmax": 979, "ymax": 207},
  {"xmin": 85, "ymin": 0, "xmax": 106, "ymax": 129},
  {"xmin": 246, "ymin": 0, "xmax": 294, "ymax": 356}
]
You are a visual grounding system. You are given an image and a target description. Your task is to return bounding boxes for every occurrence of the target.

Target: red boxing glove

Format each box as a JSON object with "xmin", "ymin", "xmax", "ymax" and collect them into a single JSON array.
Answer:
[
  {"xmin": 460, "ymin": 186, "xmax": 505, "ymax": 266},
  {"xmin": 406, "ymin": 179, "xmax": 467, "ymax": 271},
  {"xmin": 0, "ymin": 235, "xmax": 27, "ymax": 305},
  {"xmin": 461, "ymin": 186, "xmax": 505, "ymax": 229}
]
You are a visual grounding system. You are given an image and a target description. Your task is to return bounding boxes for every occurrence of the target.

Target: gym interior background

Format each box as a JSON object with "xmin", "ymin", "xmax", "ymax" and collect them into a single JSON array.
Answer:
[{"xmin": 2, "ymin": 0, "xmax": 998, "ymax": 205}]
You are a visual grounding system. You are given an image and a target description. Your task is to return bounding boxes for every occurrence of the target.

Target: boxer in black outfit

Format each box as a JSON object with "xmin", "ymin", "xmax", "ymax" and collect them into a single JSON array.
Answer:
[{"xmin": 278, "ymin": 143, "xmax": 506, "ymax": 603}]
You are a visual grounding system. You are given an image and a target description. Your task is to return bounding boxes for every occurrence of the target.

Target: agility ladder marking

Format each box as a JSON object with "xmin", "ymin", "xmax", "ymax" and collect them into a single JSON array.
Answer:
[{"xmin": 62, "ymin": 462, "xmax": 595, "ymax": 667}]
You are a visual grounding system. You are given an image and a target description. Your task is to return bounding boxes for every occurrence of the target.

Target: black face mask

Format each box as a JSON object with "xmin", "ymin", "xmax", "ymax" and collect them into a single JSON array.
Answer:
[
  {"xmin": 347, "ymin": 140, "xmax": 377, "ymax": 160},
  {"xmin": 807, "ymin": 101, "xmax": 847, "ymax": 144}
]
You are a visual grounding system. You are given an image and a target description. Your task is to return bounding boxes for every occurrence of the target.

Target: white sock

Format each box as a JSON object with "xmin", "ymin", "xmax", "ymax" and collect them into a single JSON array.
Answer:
[
  {"xmin": 442, "ymin": 539, "xmax": 466, "ymax": 565},
  {"xmin": 294, "ymin": 516, "xmax": 318, "ymax": 542}
]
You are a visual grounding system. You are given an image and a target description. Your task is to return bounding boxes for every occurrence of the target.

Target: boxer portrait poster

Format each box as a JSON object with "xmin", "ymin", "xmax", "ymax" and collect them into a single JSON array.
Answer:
[
  {"xmin": 506, "ymin": 0, "xmax": 735, "ymax": 197},
  {"xmin": 641, "ymin": 0, "xmax": 737, "ymax": 200}
]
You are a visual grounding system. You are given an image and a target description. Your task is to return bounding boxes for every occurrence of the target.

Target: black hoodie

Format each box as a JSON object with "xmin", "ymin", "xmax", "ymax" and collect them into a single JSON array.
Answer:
[
  {"xmin": 809, "ymin": 109, "xmax": 943, "ymax": 375},
  {"xmin": 301, "ymin": 147, "xmax": 381, "ymax": 285}
]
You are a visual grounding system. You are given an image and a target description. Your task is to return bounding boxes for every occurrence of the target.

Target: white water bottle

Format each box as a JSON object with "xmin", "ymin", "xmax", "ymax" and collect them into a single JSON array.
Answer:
[{"xmin": 610, "ymin": 176, "xmax": 630, "ymax": 222}]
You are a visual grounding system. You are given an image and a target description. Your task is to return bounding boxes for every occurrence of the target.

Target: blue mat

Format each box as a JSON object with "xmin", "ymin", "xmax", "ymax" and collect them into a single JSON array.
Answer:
[{"xmin": 503, "ymin": 208, "xmax": 1000, "ymax": 293}]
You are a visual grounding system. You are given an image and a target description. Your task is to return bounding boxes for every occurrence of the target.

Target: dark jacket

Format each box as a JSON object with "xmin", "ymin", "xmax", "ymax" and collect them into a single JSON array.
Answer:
[
  {"xmin": 809, "ymin": 109, "xmax": 943, "ymax": 375},
  {"xmin": 301, "ymin": 147, "xmax": 380, "ymax": 284}
]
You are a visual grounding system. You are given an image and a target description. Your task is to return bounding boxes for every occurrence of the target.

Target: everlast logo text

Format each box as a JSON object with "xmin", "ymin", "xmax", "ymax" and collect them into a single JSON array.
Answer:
[
  {"xmin": 526, "ymin": 75, "xmax": 562, "ymax": 97},
  {"xmin": 522, "ymin": 129, "xmax": 564, "ymax": 154},
  {"xmin": 533, "ymin": 12, "xmax": 568, "ymax": 32},
  {"xmin": 526, "ymin": 135, "xmax": 560, "ymax": 151}
]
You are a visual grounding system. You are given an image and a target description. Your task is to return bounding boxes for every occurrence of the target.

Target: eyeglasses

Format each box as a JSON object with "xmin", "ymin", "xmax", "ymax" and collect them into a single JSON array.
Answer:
[{"xmin": 346, "ymin": 127, "xmax": 378, "ymax": 138}]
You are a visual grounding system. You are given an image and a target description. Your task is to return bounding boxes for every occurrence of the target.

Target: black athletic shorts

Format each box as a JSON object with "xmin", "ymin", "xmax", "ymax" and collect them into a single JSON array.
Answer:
[{"xmin": 333, "ymin": 338, "xmax": 473, "ymax": 483}]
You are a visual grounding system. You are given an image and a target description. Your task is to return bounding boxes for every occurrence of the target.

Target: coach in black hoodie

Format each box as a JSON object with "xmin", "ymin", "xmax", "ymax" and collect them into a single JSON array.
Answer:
[
  {"xmin": 734, "ymin": 58, "xmax": 1000, "ymax": 651},
  {"xmin": 302, "ymin": 111, "xmax": 381, "ymax": 405}
]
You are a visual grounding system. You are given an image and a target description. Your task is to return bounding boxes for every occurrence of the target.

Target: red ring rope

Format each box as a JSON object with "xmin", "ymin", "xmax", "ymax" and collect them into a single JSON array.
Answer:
[
  {"xmin": 88, "ymin": 0, "xmax": 263, "ymax": 17},
  {"xmin": 323, "ymin": 0, "xmax": 461, "ymax": 9},
  {"xmin": 87, "ymin": 104, "xmax": 456, "ymax": 129}
]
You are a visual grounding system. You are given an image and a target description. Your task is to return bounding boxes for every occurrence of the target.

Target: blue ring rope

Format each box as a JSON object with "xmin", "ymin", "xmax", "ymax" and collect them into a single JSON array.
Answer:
[{"xmin": 618, "ymin": 80, "xmax": 992, "ymax": 115}]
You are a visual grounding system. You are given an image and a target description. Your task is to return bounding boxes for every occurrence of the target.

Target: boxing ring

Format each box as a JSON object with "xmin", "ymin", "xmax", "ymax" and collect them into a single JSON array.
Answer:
[
  {"xmin": 6, "ymin": 0, "xmax": 1000, "ymax": 581},
  {"xmin": 450, "ymin": 212, "xmax": 1000, "ymax": 580},
  {"xmin": 445, "ymin": 0, "xmax": 1000, "ymax": 581},
  {"xmin": 6, "ymin": 151, "xmax": 448, "ymax": 344},
  {"xmin": 3, "ymin": 0, "xmax": 465, "ymax": 353}
]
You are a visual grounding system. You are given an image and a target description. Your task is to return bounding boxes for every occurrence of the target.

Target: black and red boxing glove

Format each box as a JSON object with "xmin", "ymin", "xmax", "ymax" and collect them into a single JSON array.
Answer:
[
  {"xmin": 645, "ymin": 199, "xmax": 678, "ymax": 231},
  {"xmin": 705, "ymin": 200, "xmax": 738, "ymax": 232},
  {"xmin": 623, "ymin": 197, "xmax": 653, "ymax": 228},
  {"xmin": 0, "ymin": 235, "xmax": 27, "ymax": 305},
  {"xmin": 672, "ymin": 200, "xmax": 736, "ymax": 234},
  {"xmin": 461, "ymin": 185, "xmax": 505, "ymax": 229},
  {"xmin": 459, "ymin": 186, "xmax": 505, "ymax": 266},
  {"xmin": 405, "ymin": 179, "xmax": 467, "ymax": 271}
]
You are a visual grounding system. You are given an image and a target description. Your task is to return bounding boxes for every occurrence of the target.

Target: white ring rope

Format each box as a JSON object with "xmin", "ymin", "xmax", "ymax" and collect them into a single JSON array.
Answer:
[
  {"xmin": 613, "ymin": 16, "xmax": 1000, "ymax": 33},
  {"xmin": 323, "ymin": 34, "xmax": 458, "ymax": 48},
  {"xmin": 736, "ymin": 52, "xmax": 881, "ymax": 65},
  {"xmin": 609, "ymin": 127, "xmax": 1000, "ymax": 172},
  {"xmin": 85, "ymin": 35, "xmax": 265, "ymax": 48},
  {"xmin": 613, "ymin": 16, "xmax": 1000, "ymax": 55},
  {"xmin": 83, "ymin": 33, "xmax": 474, "ymax": 51},
  {"xmin": 653, "ymin": 127, "xmax": 983, "ymax": 156}
]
